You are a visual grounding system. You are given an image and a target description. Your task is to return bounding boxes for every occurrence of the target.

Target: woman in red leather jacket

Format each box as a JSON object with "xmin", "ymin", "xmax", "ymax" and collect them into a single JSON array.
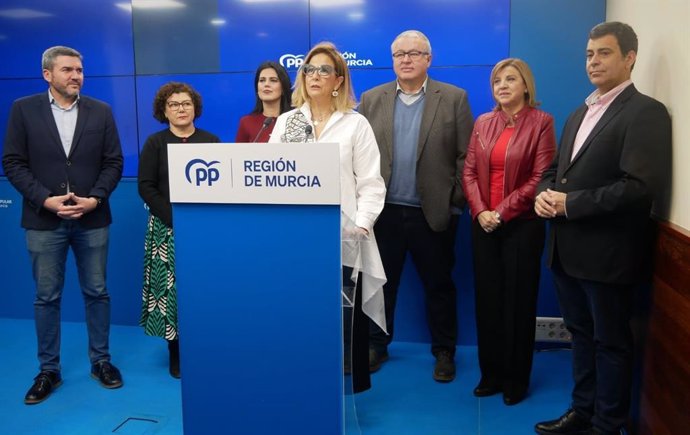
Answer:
[{"xmin": 462, "ymin": 58, "xmax": 556, "ymax": 406}]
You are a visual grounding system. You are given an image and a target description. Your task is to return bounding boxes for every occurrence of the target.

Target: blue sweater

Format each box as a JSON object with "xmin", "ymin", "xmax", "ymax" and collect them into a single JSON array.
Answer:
[{"xmin": 387, "ymin": 94, "xmax": 425, "ymax": 206}]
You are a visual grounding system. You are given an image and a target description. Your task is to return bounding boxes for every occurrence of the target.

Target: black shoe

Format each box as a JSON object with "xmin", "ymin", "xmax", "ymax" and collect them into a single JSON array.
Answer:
[
  {"xmin": 368, "ymin": 348, "xmax": 389, "ymax": 373},
  {"xmin": 433, "ymin": 350, "xmax": 456, "ymax": 382},
  {"xmin": 535, "ymin": 409, "xmax": 592, "ymax": 434},
  {"xmin": 24, "ymin": 371, "xmax": 62, "ymax": 405},
  {"xmin": 503, "ymin": 391, "xmax": 527, "ymax": 406},
  {"xmin": 91, "ymin": 361, "xmax": 123, "ymax": 389},
  {"xmin": 168, "ymin": 339, "xmax": 180, "ymax": 379},
  {"xmin": 473, "ymin": 380, "xmax": 502, "ymax": 397}
]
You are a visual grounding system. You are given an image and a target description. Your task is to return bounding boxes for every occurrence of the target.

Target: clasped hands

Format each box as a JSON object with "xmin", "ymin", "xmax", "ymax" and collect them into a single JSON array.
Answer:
[
  {"xmin": 534, "ymin": 189, "xmax": 567, "ymax": 218},
  {"xmin": 43, "ymin": 193, "xmax": 99, "ymax": 220},
  {"xmin": 478, "ymin": 210, "xmax": 501, "ymax": 233}
]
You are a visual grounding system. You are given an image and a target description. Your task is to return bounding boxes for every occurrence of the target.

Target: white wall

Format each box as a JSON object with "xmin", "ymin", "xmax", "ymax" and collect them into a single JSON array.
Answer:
[{"xmin": 607, "ymin": 0, "xmax": 690, "ymax": 230}]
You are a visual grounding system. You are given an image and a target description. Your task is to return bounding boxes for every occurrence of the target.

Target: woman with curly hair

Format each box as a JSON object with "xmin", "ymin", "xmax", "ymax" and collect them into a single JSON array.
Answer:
[{"xmin": 137, "ymin": 82, "xmax": 220, "ymax": 378}]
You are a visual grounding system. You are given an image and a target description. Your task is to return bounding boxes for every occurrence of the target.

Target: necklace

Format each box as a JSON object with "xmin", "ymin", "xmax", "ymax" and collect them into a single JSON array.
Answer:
[{"xmin": 312, "ymin": 110, "xmax": 333, "ymax": 126}]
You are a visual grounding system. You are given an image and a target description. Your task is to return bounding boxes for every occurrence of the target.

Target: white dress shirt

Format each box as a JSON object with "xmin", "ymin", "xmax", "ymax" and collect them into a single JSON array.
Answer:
[{"xmin": 271, "ymin": 103, "xmax": 388, "ymax": 332}]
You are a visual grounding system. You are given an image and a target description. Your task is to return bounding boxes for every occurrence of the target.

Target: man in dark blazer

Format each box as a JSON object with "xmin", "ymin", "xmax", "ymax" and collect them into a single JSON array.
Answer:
[
  {"xmin": 2, "ymin": 46, "xmax": 124, "ymax": 404},
  {"xmin": 534, "ymin": 23, "xmax": 671, "ymax": 435},
  {"xmin": 358, "ymin": 30, "xmax": 473, "ymax": 382}
]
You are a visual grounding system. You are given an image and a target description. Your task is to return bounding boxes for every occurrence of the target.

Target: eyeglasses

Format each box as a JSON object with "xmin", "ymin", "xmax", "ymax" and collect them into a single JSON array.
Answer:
[
  {"xmin": 302, "ymin": 64, "xmax": 335, "ymax": 77},
  {"xmin": 392, "ymin": 50, "xmax": 429, "ymax": 60},
  {"xmin": 166, "ymin": 100, "xmax": 194, "ymax": 111}
]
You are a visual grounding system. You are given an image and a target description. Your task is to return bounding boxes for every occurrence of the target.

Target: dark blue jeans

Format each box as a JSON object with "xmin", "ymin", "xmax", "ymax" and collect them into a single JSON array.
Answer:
[
  {"xmin": 552, "ymin": 260, "xmax": 634, "ymax": 433},
  {"xmin": 26, "ymin": 220, "xmax": 112, "ymax": 372}
]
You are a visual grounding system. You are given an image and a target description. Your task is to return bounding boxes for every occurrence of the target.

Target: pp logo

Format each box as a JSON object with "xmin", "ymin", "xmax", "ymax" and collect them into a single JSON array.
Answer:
[
  {"xmin": 185, "ymin": 159, "xmax": 220, "ymax": 186},
  {"xmin": 279, "ymin": 53, "xmax": 304, "ymax": 70}
]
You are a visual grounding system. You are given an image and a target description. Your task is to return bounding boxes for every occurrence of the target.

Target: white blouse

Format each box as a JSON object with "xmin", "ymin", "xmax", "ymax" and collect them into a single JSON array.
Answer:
[{"xmin": 270, "ymin": 103, "xmax": 388, "ymax": 332}]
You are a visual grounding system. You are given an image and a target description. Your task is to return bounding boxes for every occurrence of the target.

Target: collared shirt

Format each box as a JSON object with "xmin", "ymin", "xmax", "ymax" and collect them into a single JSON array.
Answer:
[
  {"xmin": 396, "ymin": 77, "xmax": 428, "ymax": 105},
  {"xmin": 48, "ymin": 89, "xmax": 80, "ymax": 157},
  {"xmin": 570, "ymin": 80, "xmax": 632, "ymax": 161}
]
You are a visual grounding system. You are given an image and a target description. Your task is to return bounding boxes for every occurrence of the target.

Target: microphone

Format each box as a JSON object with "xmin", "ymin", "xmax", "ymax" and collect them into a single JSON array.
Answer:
[
  {"xmin": 304, "ymin": 125, "xmax": 313, "ymax": 142},
  {"xmin": 252, "ymin": 117, "xmax": 274, "ymax": 142}
]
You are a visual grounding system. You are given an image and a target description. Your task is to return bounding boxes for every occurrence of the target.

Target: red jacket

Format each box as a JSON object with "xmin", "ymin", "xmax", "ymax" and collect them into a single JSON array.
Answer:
[{"xmin": 462, "ymin": 106, "xmax": 556, "ymax": 222}]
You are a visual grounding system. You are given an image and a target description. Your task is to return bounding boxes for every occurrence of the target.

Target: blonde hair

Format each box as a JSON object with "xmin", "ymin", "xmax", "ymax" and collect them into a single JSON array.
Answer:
[
  {"xmin": 292, "ymin": 42, "xmax": 356, "ymax": 111},
  {"xmin": 490, "ymin": 58, "xmax": 540, "ymax": 110}
]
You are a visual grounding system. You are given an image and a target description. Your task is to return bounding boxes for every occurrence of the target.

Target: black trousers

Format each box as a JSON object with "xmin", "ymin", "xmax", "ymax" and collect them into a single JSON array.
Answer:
[
  {"xmin": 471, "ymin": 218, "xmax": 544, "ymax": 396},
  {"xmin": 343, "ymin": 268, "xmax": 370, "ymax": 393},
  {"xmin": 551, "ymin": 258, "xmax": 634, "ymax": 433},
  {"xmin": 369, "ymin": 204, "xmax": 458, "ymax": 356}
]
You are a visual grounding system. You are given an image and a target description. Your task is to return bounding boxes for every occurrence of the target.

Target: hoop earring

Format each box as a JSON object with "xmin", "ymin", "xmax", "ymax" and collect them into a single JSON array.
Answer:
[{"xmin": 331, "ymin": 89, "xmax": 339, "ymax": 97}]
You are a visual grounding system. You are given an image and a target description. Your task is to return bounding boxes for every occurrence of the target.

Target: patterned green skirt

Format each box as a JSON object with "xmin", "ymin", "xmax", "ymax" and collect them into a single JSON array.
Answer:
[{"xmin": 140, "ymin": 214, "xmax": 178, "ymax": 340}]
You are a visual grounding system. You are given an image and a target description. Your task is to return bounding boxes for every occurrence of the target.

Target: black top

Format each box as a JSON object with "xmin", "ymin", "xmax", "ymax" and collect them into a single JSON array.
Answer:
[{"xmin": 138, "ymin": 128, "xmax": 220, "ymax": 227}]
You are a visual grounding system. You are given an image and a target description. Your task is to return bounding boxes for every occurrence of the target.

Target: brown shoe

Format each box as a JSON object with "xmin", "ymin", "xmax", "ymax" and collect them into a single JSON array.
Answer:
[{"xmin": 433, "ymin": 350, "xmax": 455, "ymax": 382}]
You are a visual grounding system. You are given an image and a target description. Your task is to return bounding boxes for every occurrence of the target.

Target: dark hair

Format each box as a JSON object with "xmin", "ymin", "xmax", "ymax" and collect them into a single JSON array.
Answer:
[
  {"xmin": 251, "ymin": 61, "xmax": 292, "ymax": 115},
  {"xmin": 152, "ymin": 82, "xmax": 203, "ymax": 123},
  {"xmin": 589, "ymin": 21, "xmax": 638, "ymax": 68}
]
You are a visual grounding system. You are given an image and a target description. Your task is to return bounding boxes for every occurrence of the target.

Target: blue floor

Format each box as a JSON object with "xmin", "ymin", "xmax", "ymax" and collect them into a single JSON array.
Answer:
[{"xmin": 0, "ymin": 318, "xmax": 573, "ymax": 435}]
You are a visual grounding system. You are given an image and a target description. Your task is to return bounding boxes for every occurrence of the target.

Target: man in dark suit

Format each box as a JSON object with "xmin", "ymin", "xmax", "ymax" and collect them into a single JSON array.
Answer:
[
  {"xmin": 2, "ymin": 46, "xmax": 124, "ymax": 404},
  {"xmin": 358, "ymin": 30, "xmax": 473, "ymax": 382},
  {"xmin": 534, "ymin": 22, "xmax": 671, "ymax": 435}
]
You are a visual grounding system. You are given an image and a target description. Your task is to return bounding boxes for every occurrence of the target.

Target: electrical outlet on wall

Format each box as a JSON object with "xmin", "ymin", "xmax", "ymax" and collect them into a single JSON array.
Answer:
[{"xmin": 535, "ymin": 317, "xmax": 571, "ymax": 342}]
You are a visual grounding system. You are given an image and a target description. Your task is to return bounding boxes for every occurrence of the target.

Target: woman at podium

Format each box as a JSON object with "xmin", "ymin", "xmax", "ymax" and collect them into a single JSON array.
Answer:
[
  {"xmin": 269, "ymin": 42, "xmax": 387, "ymax": 393},
  {"xmin": 235, "ymin": 61, "xmax": 292, "ymax": 142},
  {"xmin": 138, "ymin": 82, "xmax": 220, "ymax": 378}
]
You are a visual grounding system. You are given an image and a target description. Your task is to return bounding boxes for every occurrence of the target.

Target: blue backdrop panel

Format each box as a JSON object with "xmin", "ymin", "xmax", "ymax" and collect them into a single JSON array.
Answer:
[
  {"xmin": 0, "ymin": 76, "xmax": 139, "ymax": 177},
  {"xmin": 511, "ymin": 0, "xmax": 606, "ymax": 144},
  {"xmin": 310, "ymin": 0, "xmax": 509, "ymax": 68},
  {"xmin": 133, "ymin": 0, "xmax": 220, "ymax": 75},
  {"xmin": 217, "ymin": 0, "xmax": 310, "ymax": 72},
  {"xmin": 174, "ymin": 203, "xmax": 343, "ymax": 435},
  {"xmin": 0, "ymin": 0, "xmax": 134, "ymax": 78},
  {"xmin": 0, "ymin": 178, "xmax": 147, "ymax": 326},
  {"xmin": 511, "ymin": 0, "xmax": 606, "ymax": 318}
]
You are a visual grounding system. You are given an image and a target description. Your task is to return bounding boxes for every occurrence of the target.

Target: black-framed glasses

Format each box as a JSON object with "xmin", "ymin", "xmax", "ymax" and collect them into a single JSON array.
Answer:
[
  {"xmin": 166, "ymin": 100, "xmax": 193, "ymax": 111},
  {"xmin": 392, "ymin": 50, "xmax": 429, "ymax": 60},
  {"xmin": 302, "ymin": 64, "xmax": 335, "ymax": 77}
]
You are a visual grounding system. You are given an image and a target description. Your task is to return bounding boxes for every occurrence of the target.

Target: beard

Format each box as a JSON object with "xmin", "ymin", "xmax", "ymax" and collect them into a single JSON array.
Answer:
[{"xmin": 53, "ymin": 81, "xmax": 81, "ymax": 100}]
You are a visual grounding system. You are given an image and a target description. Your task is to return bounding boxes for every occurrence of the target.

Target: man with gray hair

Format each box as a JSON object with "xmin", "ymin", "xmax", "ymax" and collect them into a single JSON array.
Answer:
[
  {"xmin": 3, "ymin": 45, "xmax": 124, "ymax": 404},
  {"xmin": 358, "ymin": 30, "xmax": 473, "ymax": 382}
]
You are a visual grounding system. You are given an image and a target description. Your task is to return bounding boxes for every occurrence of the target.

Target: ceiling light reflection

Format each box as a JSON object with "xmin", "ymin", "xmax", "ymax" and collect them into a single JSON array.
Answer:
[{"xmin": 0, "ymin": 8, "xmax": 53, "ymax": 19}]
